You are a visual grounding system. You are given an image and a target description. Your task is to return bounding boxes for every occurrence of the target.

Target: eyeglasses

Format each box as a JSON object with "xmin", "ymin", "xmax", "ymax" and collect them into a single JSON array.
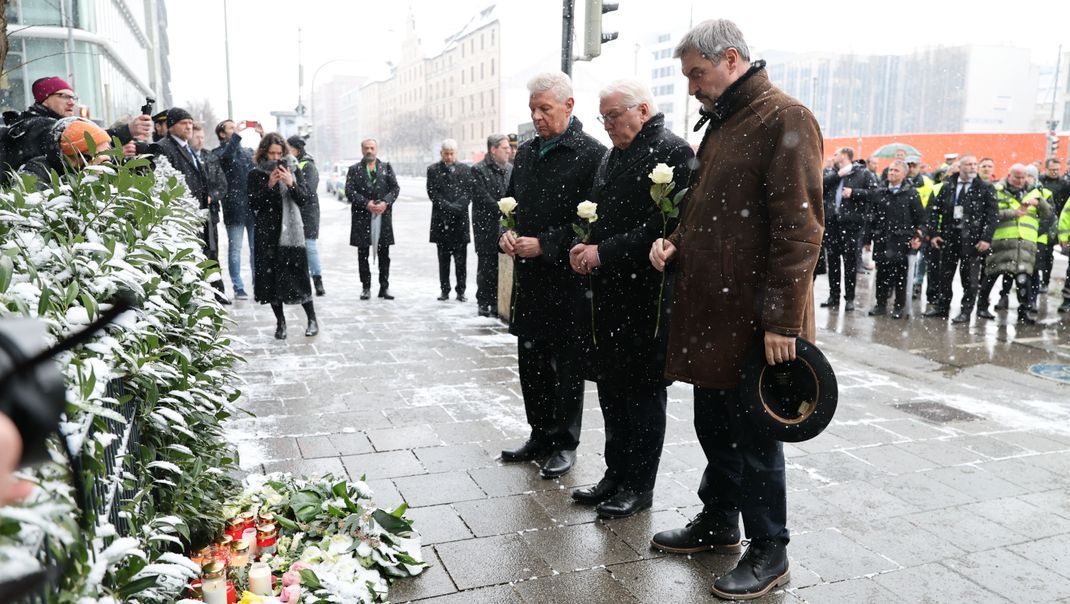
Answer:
[
  {"xmin": 50, "ymin": 93, "xmax": 80, "ymax": 103},
  {"xmin": 597, "ymin": 105, "xmax": 637, "ymax": 125}
]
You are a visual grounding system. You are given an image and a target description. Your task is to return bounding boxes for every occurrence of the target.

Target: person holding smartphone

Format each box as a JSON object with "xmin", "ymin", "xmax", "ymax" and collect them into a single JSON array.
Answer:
[{"xmin": 248, "ymin": 133, "xmax": 319, "ymax": 339}]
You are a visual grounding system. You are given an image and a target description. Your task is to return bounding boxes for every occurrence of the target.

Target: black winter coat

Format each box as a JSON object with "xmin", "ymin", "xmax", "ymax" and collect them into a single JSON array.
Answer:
[
  {"xmin": 585, "ymin": 114, "xmax": 694, "ymax": 383},
  {"xmin": 2, "ymin": 115, "xmax": 56, "ymax": 180},
  {"xmin": 295, "ymin": 153, "xmax": 321, "ymax": 240},
  {"xmin": 16, "ymin": 103, "xmax": 134, "ymax": 144},
  {"xmin": 212, "ymin": 133, "xmax": 255, "ymax": 226},
  {"xmin": 249, "ymin": 167, "xmax": 313, "ymax": 304},
  {"xmin": 1039, "ymin": 175, "xmax": 1070, "ymax": 217},
  {"xmin": 857, "ymin": 182, "xmax": 925, "ymax": 263},
  {"xmin": 157, "ymin": 136, "xmax": 211, "ymax": 210},
  {"xmin": 346, "ymin": 159, "xmax": 400, "ymax": 247},
  {"xmin": 823, "ymin": 162, "xmax": 878, "ymax": 225},
  {"xmin": 925, "ymin": 175, "xmax": 998, "ymax": 255},
  {"xmin": 471, "ymin": 157, "xmax": 511, "ymax": 253},
  {"xmin": 199, "ymin": 149, "xmax": 228, "ymax": 213},
  {"xmin": 505, "ymin": 117, "xmax": 606, "ymax": 340},
  {"xmin": 426, "ymin": 160, "xmax": 472, "ymax": 244}
]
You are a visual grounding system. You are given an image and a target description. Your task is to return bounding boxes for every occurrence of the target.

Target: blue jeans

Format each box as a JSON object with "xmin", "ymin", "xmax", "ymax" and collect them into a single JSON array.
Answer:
[
  {"xmin": 226, "ymin": 222, "xmax": 255, "ymax": 292},
  {"xmin": 306, "ymin": 239, "xmax": 321, "ymax": 277}
]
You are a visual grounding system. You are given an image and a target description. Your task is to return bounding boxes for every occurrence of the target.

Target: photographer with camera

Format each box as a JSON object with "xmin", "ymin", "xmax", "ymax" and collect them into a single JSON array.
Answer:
[
  {"xmin": 16, "ymin": 77, "xmax": 152, "ymax": 145},
  {"xmin": 249, "ymin": 133, "xmax": 319, "ymax": 339}
]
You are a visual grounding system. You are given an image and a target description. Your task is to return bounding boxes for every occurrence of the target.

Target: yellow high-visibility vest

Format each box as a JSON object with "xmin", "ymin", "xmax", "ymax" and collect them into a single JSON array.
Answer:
[{"xmin": 993, "ymin": 186, "xmax": 1043, "ymax": 243}]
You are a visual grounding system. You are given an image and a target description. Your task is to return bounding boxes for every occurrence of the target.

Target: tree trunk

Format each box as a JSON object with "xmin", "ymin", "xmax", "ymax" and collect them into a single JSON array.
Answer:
[{"xmin": 0, "ymin": 0, "xmax": 8, "ymax": 74}]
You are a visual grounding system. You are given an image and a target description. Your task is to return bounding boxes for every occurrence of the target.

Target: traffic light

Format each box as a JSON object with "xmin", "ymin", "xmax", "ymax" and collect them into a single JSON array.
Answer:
[{"xmin": 583, "ymin": 0, "xmax": 619, "ymax": 60}]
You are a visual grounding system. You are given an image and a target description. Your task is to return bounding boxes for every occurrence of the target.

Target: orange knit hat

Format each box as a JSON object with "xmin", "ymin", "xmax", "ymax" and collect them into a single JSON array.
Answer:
[{"xmin": 55, "ymin": 117, "xmax": 110, "ymax": 158}]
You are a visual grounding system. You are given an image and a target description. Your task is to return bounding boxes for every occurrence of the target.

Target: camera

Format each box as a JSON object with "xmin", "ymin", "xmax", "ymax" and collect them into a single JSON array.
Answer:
[
  {"xmin": 140, "ymin": 97, "xmax": 156, "ymax": 117},
  {"xmin": 0, "ymin": 320, "xmax": 65, "ymax": 466}
]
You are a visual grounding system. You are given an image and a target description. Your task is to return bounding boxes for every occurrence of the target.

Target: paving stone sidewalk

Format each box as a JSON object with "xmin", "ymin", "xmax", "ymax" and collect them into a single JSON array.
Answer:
[{"xmin": 223, "ymin": 181, "xmax": 1070, "ymax": 603}]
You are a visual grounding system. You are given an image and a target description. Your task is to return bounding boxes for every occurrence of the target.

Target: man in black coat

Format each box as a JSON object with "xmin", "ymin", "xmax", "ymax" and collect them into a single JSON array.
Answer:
[
  {"xmin": 855, "ymin": 160, "xmax": 925, "ymax": 318},
  {"xmin": 289, "ymin": 135, "xmax": 324, "ymax": 297},
  {"xmin": 471, "ymin": 134, "xmax": 513, "ymax": 316},
  {"xmin": 924, "ymin": 154, "xmax": 998, "ymax": 322},
  {"xmin": 157, "ymin": 107, "xmax": 229, "ymax": 302},
  {"xmin": 499, "ymin": 72, "xmax": 606, "ymax": 479},
  {"xmin": 213, "ymin": 119, "xmax": 261, "ymax": 299},
  {"xmin": 568, "ymin": 82, "xmax": 694, "ymax": 518},
  {"xmin": 346, "ymin": 138, "xmax": 401, "ymax": 300},
  {"xmin": 821, "ymin": 148, "xmax": 877, "ymax": 311},
  {"xmin": 426, "ymin": 139, "xmax": 473, "ymax": 301},
  {"xmin": 1039, "ymin": 157, "xmax": 1070, "ymax": 297}
]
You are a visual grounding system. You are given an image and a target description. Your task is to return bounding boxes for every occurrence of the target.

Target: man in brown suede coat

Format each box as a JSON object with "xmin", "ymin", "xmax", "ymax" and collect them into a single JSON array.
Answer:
[{"xmin": 649, "ymin": 19, "xmax": 824, "ymax": 601}]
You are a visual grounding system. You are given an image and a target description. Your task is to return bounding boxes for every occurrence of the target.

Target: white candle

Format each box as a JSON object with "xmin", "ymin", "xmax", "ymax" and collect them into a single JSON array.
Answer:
[
  {"xmin": 202, "ymin": 578, "xmax": 227, "ymax": 604},
  {"xmin": 248, "ymin": 562, "xmax": 273, "ymax": 595},
  {"xmin": 243, "ymin": 528, "xmax": 259, "ymax": 556}
]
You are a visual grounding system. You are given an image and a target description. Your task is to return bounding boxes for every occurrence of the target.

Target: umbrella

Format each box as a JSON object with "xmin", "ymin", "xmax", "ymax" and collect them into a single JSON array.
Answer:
[{"xmin": 872, "ymin": 143, "xmax": 921, "ymax": 159}]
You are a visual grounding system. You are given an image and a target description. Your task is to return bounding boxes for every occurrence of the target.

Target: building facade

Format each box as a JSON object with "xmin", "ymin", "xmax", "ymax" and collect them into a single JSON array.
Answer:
[
  {"xmin": 2, "ymin": 0, "xmax": 171, "ymax": 126},
  {"xmin": 311, "ymin": 75, "xmax": 365, "ymax": 168},
  {"xmin": 357, "ymin": 6, "xmax": 500, "ymax": 172}
]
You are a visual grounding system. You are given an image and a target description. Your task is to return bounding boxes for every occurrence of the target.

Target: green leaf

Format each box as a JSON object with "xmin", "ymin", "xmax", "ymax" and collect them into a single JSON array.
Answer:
[
  {"xmin": 390, "ymin": 502, "xmax": 409, "ymax": 518},
  {"xmin": 116, "ymin": 575, "xmax": 159, "ymax": 599},
  {"xmin": 672, "ymin": 187, "xmax": 690, "ymax": 206},
  {"xmin": 290, "ymin": 490, "xmax": 323, "ymax": 523},
  {"xmin": 572, "ymin": 224, "xmax": 585, "ymax": 238},
  {"xmin": 372, "ymin": 508, "xmax": 413, "ymax": 535},
  {"xmin": 669, "ymin": 208, "xmax": 680, "ymax": 218},
  {"xmin": 65, "ymin": 281, "xmax": 79, "ymax": 307},
  {"xmin": 300, "ymin": 568, "xmax": 323, "ymax": 590},
  {"xmin": 276, "ymin": 516, "xmax": 299, "ymax": 530},
  {"xmin": 36, "ymin": 286, "xmax": 51, "ymax": 316},
  {"xmin": 0, "ymin": 256, "xmax": 12, "ymax": 293}
]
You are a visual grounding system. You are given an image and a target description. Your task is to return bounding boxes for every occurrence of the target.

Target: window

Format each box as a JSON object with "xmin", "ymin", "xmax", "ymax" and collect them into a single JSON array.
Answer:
[
  {"xmin": 657, "ymin": 34, "xmax": 670, "ymax": 43},
  {"xmin": 480, "ymin": 91, "xmax": 485, "ymax": 110},
  {"xmin": 659, "ymin": 103, "xmax": 673, "ymax": 114},
  {"xmin": 481, "ymin": 63, "xmax": 485, "ymax": 79},
  {"xmin": 471, "ymin": 66, "xmax": 475, "ymax": 82},
  {"xmin": 481, "ymin": 33, "xmax": 485, "ymax": 50},
  {"xmin": 491, "ymin": 29, "xmax": 495, "ymax": 46},
  {"xmin": 491, "ymin": 58, "xmax": 495, "ymax": 76},
  {"xmin": 491, "ymin": 89, "xmax": 495, "ymax": 108},
  {"xmin": 462, "ymin": 70, "xmax": 465, "ymax": 85}
]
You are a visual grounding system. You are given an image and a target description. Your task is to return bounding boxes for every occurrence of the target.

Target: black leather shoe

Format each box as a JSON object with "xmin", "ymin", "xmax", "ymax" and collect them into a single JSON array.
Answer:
[
  {"xmin": 819, "ymin": 297, "xmax": 839, "ymax": 308},
  {"xmin": 867, "ymin": 306, "xmax": 886, "ymax": 316},
  {"xmin": 437, "ymin": 292, "xmax": 450, "ymax": 301},
  {"xmin": 1018, "ymin": 312, "xmax": 1037, "ymax": 325},
  {"xmin": 360, "ymin": 287, "xmax": 371, "ymax": 300},
  {"xmin": 274, "ymin": 322, "xmax": 286, "ymax": 340},
  {"xmin": 478, "ymin": 305, "xmax": 492, "ymax": 317},
  {"xmin": 890, "ymin": 308, "xmax": 904, "ymax": 319},
  {"xmin": 994, "ymin": 295, "xmax": 1009, "ymax": 310},
  {"xmin": 456, "ymin": 293, "xmax": 467, "ymax": 302},
  {"xmin": 571, "ymin": 478, "xmax": 619, "ymax": 505},
  {"xmin": 922, "ymin": 307, "xmax": 949, "ymax": 318},
  {"xmin": 977, "ymin": 308, "xmax": 996, "ymax": 320},
  {"xmin": 596, "ymin": 489, "xmax": 653, "ymax": 519},
  {"xmin": 951, "ymin": 312, "xmax": 971, "ymax": 324},
  {"xmin": 313, "ymin": 275, "xmax": 325, "ymax": 297},
  {"xmin": 500, "ymin": 440, "xmax": 548, "ymax": 462},
  {"xmin": 305, "ymin": 319, "xmax": 319, "ymax": 337},
  {"xmin": 844, "ymin": 300, "xmax": 855, "ymax": 312},
  {"xmin": 651, "ymin": 510, "xmax": 742, "ymax": 554},
  {"xmin": 378, "ymin": 289, "xmax": 395, "ymax": 300},
  {"xmin": 711, "ymin": 539, "xmax": 790, "ymax": 601},
  {"xmin": 540, "ymin": 449, "xmax": 576, "ymax": 478},
  {"xmin": 1058, "ymin": 299, "xmax": 1070, "ymax": 313}
]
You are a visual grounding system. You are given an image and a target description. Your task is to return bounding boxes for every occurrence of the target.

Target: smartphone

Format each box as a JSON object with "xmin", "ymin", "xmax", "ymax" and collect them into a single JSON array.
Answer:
[
  {"xmin": 276, "ymin": 159, "xmax": 287, "ymax": 171},
  {"xmin": 244, "ymin": 120, "xmax": 261, "ymax": 129}
]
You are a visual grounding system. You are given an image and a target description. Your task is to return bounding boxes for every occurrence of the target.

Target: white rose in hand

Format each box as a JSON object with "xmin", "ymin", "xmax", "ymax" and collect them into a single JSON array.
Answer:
[
  {"xmin": 649, "ymin": 163, "xmax": 674, "ymax": 184},
  {"xmin": 577, "ymin": 200, "xmax": 599, "ymax": 222},
  {"xmin": 498, "ymin": 197, "xmax": 518, "ymax": 215}
]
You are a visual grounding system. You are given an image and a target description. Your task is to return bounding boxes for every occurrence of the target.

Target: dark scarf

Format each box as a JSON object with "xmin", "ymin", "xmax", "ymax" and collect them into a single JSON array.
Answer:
[{"xmin": 693, "ymin": 59, "xmax": 767, "ymax": 132}]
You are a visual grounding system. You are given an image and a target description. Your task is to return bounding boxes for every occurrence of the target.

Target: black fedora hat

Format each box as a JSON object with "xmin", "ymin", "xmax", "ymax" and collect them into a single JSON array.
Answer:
[{"xmin": 738, "ymin": 337, "xmax": 837, "ymax": 442}]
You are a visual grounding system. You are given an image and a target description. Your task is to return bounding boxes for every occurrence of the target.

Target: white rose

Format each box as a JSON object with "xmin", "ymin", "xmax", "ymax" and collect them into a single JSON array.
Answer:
[
  {"xmin": 498, "ymin": 197, "xmax": 518, "ymax": 215},
  {"xmin": 576, "ymin": 201, "xmax": 598, "ymax": 222},
  {"xmin": 649, "ymin": 163, "xmax": 674, "ymax": 184}
]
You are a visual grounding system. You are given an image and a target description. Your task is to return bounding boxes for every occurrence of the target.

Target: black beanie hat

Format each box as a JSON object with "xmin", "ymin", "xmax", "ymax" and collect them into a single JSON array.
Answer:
[{"xmin": 166, "ymin": 107, "xmax": 193, "ymax": 128}]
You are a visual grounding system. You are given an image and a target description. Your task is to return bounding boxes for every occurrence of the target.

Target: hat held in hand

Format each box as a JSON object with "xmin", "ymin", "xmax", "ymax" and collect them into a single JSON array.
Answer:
[{"xmin": 738, "ymin": 337, "xmax": 837, "ymax": 442}]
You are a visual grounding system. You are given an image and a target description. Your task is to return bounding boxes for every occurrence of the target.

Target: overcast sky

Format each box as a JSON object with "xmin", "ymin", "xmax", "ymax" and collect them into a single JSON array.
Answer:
[{"xmin": 169, "ymin": 0, "xmax": 1070, "ymax": 129}]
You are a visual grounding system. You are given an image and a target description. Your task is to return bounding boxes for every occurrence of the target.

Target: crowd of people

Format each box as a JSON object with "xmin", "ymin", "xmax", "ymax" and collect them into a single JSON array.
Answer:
[
  {"xmin": 0, "ymin": 78, "xmax": 328, "ymax": 339},
  {"xmin": 820, "ymin": 146, "xmax": 1070, "ymax": 324}
]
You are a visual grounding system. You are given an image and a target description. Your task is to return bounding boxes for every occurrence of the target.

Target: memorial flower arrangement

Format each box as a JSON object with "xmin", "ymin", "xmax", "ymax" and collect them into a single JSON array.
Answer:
[{"xmin": 574, "ymin": 201, "xmax": 599, "ymax": 344}]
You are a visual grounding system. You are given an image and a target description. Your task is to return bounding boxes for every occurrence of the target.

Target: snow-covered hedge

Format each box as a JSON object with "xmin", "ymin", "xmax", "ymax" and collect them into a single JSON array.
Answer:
[{"xmin": 0, "ymin": 157, "xmax": 242, "ymax": 602}]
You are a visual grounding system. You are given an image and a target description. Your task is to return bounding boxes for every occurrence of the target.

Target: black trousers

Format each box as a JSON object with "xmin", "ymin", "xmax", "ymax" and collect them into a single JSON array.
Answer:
[
  {"xmin": 357, "ymin": 243, "xmax": 391, "ymax": 289},
  {"xmin": 203, "ymin": 220, "xmax": 224, "ymax": 294},
  {"xmin": 980, "ymin": 272, "xmax": 1031, "ymax": 312},
  {"xmin": 1034, "ymin": 243, "xmax": 1054, "ymax": 303},
  {"xmin": 597, "ymin": 378, "xmax": 666, "ymax": 492},
  {"xmin": 694, "ymin": 387, "xmax": 788, "ymax": 543},
  {"xmin": 436, "ymin": 242, "xmax": 467, "ymax": 294},
  {"xmin": 875, "ymin": 256, "xmax": 908, "ymax": 310},
  {"xmin": 824, "ymin": 220, "xmax": 862, "ymax": 302},
  {"xmin": 517, "ymin": 337, "xmax": 584, "ymax": 451},
  {"xmin": 933, "ymin": 240, "xmax": 984, "ymax": 312},
  {"xmin": 475, "ymin": 250, "xmax": 499, "ymax": 309}
]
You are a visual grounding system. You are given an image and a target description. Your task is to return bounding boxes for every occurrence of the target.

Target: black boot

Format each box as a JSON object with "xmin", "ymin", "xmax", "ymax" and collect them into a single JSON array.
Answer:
[
  {"xmin": 360, "ymin": 287, "xmax": 371, "ymax": 300},
  {"xmin": 867, "ymin": 306, "xmax": 887, "ymax": 316},
  {"xmin": 305, "ymin": 319, "xmax": 319, "ymax": 337},
  {"xmin": 572, "ymin": 478, "xmax": 619, "ymax": 505},
  {"xmin": 313, "ymin": 275, "xmax": 325, "ymax": 297},
  {"xmin": 650, "ymin": 509, "xmax": 742, "ymax": 554},
  {"xmin": 437, "ymin": 290, "xmax": 450, "ymax": 301},
  {"xmin": 596, "ymin": 489, "xmax": 653, "ymax": 519},
  {"xmin": 378, "ymin": 288, "xmax": 395, "ymax": 300},
  {"xmin": 274, "ymin": 320, "xmax": 287, "ymax": 340},
  {"xmin": 994, "ymin": 295, "xmax": 1009, "ymax": 310},
  {"xmin": 711, "ymin": 539, "xmax": 790, "ymax": 600},
  {"xmin": 1058, "ymin": 299, "xmax": 1070, "ymax": 313}
]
